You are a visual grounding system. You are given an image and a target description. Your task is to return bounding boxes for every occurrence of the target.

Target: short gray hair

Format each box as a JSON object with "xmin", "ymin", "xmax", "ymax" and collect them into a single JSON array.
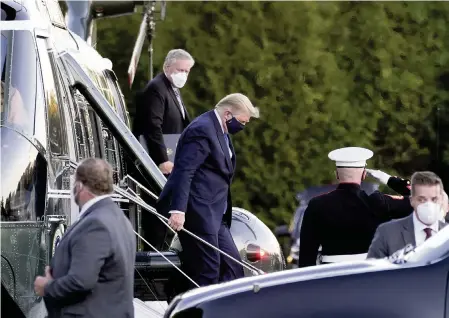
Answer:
[
  {"xmin": 215, "ymin": 93, "xmax": 260, "ymax": 118},
  {"xmin": 163, "ymin": 49, "xmax": 195, "ymax": 69}
]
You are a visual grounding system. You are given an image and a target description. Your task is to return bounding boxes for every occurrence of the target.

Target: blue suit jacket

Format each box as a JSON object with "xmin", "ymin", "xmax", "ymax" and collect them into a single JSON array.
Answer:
[{"xmin": 157, "ymin": 110, "xmax": 236, "ymax": 234}]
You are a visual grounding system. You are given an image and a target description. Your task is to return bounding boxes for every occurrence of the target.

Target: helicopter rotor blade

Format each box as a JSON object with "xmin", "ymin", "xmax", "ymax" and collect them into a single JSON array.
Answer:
[{"xmin": 127, "ymin": 12, "xmax": 148, "ymax": 89}]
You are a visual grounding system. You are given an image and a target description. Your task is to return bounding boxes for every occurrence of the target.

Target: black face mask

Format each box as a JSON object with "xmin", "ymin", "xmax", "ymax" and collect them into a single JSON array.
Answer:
[{"xmin": 225, "ymin": 116, "xmax": 245, "ymax": 134}]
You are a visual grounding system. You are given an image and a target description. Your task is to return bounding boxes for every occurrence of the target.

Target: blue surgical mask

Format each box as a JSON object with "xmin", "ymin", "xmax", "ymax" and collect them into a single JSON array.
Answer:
[{"xmin": 226, "ymin": 115, "xmax": 245, "ymax": 134}]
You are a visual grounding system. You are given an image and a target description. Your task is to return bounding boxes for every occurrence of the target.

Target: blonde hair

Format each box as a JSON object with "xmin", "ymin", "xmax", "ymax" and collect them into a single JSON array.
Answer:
[{"xmin": 215, "ymin": 93, "xmax": 260, "ymax": 118}]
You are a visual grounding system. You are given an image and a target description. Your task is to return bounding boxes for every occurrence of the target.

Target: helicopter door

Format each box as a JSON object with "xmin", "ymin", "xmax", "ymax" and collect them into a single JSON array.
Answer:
[{"xmin": 36, "ymin": 37, "xmax": 72, "ymax": 259}]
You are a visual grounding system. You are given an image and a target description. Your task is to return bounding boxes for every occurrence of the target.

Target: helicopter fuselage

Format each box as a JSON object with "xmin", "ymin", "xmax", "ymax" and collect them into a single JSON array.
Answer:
[{"xmin": 1, "ymin": 1, "xmax": 285, "ymax": 317}]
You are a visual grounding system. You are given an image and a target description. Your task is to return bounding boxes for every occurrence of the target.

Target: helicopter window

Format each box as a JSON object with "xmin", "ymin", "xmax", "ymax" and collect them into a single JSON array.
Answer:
[
  {"xmin": 72, "ymin": 88, "xmax": 123, "ymax": 183},
  {"xmin": 36, "ymin": 37, "xmax": 68, "ymax": 156},
  {"xmin": 86, "ymin": 106, "xmax": 122, "ymax": 184},
  {"xmin": 104, "ymin": 71, "xmax": 130, "ymax": 126},
  {"xmin": 101, "ymin": 122, "xmax": 122, "ymax": 184},
  {"xmin": 71, "ymin": 90, "xmax": 93, "ymax": 160},
  {"xmin": 1, "ymin": 30, "xmax": 37, "ymax": 137},
  {"xmin": 1, "ymin": 130, "xmax": 47, "ymax": 222},
  {"xmin": 45, "ymin": 0, "xmax": 66, "ymax": 28}
]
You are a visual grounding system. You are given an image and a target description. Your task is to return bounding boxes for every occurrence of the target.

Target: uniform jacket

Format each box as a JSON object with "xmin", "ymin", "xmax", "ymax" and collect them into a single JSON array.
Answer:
[{"xmin": 297, "ymin": 182, "xmax": 413, "ymax": 267}]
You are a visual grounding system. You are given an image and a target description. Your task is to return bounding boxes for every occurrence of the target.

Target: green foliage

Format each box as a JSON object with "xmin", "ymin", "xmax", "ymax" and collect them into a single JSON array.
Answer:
[{"xmin": 96, "ymin": 2, "xmax": 449, "ymax": 229}]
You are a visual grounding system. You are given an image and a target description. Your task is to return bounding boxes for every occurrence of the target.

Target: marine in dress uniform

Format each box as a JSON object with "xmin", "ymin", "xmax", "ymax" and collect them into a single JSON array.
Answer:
[{"xmin": 297, "ymin": 147, "xmax": 414, "ymax": 267}]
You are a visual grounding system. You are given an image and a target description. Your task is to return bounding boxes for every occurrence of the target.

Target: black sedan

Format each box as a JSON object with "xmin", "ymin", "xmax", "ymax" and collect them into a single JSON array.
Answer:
[{"xmin": 164, "ymin": 224, "xmax": 449, "ymax": 318}]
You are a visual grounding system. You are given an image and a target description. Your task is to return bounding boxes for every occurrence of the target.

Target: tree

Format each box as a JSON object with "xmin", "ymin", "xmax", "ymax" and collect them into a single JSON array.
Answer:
[{"xmin": 97, "ymin": 2, "xmax": 449, "ymax": 228}]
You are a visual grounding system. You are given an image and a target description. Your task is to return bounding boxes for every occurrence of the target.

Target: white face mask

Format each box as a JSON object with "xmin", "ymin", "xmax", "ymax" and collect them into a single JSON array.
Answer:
[
  {"xmin": 171, "ymin": 72, "xmax": 188, "ymax": 88},
  {"xmin": 416, "ymin": 201, "xmax": 440, "ymax": 225}
]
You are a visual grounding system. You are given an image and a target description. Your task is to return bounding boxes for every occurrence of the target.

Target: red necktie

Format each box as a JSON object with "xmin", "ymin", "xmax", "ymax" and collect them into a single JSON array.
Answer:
[{"xmin": 424, "ymin": 228, "xmax": 433, "ymax": 240}]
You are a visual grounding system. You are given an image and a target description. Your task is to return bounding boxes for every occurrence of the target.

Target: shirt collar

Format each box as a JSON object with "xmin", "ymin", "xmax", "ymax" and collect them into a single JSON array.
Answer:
[
  {"xmin": 78, "ymin": 195, "xmax": 111, "ymax": 219},
  {"xmin": 214, "ymin": 109, "xmax": 225, "ymax": 134},
  {"xmin": 413, "ymin": 212, "xmax": 439, "ymax": 233}
]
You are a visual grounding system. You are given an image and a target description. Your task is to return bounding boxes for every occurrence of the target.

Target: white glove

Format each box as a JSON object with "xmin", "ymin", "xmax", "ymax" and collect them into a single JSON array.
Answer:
[{"xmin": 366, "ymin": 169, "xmax": 391, "ymax": 185}]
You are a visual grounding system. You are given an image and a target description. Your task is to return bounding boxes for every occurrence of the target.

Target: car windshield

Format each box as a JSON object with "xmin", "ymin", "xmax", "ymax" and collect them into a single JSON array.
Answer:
[
  {"xmin": 405, "ymin": 224, "xmax": 449, "ymax": 263},
  {"xmin": 1, "ymin": 29, "xmax": 38, "ymax": 137}
]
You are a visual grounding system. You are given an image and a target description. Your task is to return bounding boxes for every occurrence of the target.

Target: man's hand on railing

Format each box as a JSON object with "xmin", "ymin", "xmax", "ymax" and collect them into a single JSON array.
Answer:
[
  {"xmin": 168, "ymin": 212, "xmax": 185, "ymax": 231},
  {"xmin": 159, "ymin": 161, "xmax": 173, "ymax": 175}
]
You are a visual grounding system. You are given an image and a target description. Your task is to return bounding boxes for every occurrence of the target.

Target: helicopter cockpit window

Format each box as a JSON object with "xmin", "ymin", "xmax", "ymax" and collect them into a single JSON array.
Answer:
[
  {"xmin": 1, "ymin": 2, "xmax": 31, "ymax": 21},
  {"xmin": 1, "ymin": 30, "xmax": 38, "ymax": 137},
  {"xmin": 1, "ymin": 130, "xmax": 47, "ymax": 222}
]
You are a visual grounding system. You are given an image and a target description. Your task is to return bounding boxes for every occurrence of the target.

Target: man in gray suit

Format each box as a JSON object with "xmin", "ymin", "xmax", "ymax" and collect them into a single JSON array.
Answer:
[
  {"xmin": 34, "ymin": 158, "xmax": 136, "ymax": 318},
  {"xmin": 367, "ymin": 171, "xmax": 446, "ymax": 259}
]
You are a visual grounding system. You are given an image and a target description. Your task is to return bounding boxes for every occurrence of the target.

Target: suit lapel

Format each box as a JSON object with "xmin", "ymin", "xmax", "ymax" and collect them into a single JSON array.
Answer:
[
  {"xmin": 210, "ymin": 111, "xmax": 233, "ymax": 172},
  {"xmin": 401, "ymin": 215, "xmax": 416, "ymax": 246}
]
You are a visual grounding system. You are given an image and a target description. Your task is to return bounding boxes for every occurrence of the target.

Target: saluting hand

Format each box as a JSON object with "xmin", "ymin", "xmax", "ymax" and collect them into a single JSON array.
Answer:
[
  {"xmin": 168, "ymin": 212, "xmax": 185, "ymax": 231},
  {"xmin": 366, "ymin": 169, "xmax": 391, "ymax": 185}
]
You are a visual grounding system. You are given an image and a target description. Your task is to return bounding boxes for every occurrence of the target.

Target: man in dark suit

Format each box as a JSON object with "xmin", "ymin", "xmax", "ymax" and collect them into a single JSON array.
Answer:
[
  {"xmin": 297, "ymin": 147, "xmax": 414, "ymax": 267},
  {"xmin": 133, "ymin": 48, "xmax": 195, "ymax": 175},
  {"xmin": 367, "ymin": 171, "xmax": 447, "ymax": 259},
  {"xmin": 157, "ymin": 93, "xmax": 260, "ymax": 289},
  {"xmin": 34, "ymin": 158, "xmax": 136, "ymax": 318}
]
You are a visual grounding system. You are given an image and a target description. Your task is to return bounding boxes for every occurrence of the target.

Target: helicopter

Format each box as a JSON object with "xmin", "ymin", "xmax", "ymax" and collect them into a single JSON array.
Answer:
[{"xmin": 0, "ymin": 0, "xmax": 285, "ymax": 317}]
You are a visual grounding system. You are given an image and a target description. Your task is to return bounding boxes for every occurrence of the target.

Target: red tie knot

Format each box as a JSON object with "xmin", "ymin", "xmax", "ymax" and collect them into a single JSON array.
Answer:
[{"xmin": 424, "ymin": 228, "xmax": 433, "ymax": 240}]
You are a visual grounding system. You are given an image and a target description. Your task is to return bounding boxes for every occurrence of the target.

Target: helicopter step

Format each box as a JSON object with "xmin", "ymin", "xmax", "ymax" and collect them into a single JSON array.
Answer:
[{"xmin": 134, "ymin": 251, "xmax": 185, "ymax": 302}]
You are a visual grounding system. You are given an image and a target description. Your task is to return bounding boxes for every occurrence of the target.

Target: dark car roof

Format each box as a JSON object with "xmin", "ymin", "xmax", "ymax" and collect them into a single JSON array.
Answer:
[{"xmin": 166, "ymin": 259, "xmax": 395, "ymax": 316}]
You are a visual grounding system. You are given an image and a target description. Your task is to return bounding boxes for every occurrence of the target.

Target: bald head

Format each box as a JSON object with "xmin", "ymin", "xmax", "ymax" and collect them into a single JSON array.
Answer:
[{"xmin": 336, "ymin": 167, "xmax": 366, "ymax": 184}]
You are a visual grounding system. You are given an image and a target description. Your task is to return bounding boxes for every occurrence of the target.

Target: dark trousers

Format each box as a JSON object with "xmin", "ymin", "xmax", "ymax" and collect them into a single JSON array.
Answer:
[{"xmin": 178, "ymin": 222, "xmax": 245, "ymax": 289}]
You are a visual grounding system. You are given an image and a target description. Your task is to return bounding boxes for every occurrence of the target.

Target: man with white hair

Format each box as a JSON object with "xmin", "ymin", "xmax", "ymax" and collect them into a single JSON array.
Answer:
[
  {"xmin": 133, "ymin": 49, "xmax": 194, "ymax": 250},
  {"xmin": 157, "ymin": 93, "xmax": 259, "ymax": 290},
  {"xmin": 133, "ymin": 48, "xmax": 195, "ymax": 175},
  {"xmin": 298, "ymin": 147, "xmax": 414, "ymax": 267}
]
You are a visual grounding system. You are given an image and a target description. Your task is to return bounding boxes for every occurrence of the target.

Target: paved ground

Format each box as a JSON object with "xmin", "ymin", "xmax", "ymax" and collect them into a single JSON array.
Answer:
[
  {"xmin": 28, "ymin": 299, "xmax": 168, "ymax": 317},
  {"xmin": 134, "ymin": 299, "xmax": 168, "ymax": 318}
]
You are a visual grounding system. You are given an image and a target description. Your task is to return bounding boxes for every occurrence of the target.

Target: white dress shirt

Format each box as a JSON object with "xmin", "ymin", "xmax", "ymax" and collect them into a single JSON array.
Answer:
[
  {"xmin": 169, "ymin": 110, "xmax": 231, "ymax": 215},
  {"xmin": 78, "ymin": 195, "xmax": 112, "ymax": 220},
  {"xmin": 413, "ymin": 213, "xmax": 439, "ymax": 246}
]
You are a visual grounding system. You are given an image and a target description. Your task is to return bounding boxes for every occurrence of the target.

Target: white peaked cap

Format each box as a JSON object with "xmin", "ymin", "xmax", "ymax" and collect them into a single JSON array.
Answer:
[{"xmin": 328, "ymin": 147, "xmax": 374, "ymax": 168}]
